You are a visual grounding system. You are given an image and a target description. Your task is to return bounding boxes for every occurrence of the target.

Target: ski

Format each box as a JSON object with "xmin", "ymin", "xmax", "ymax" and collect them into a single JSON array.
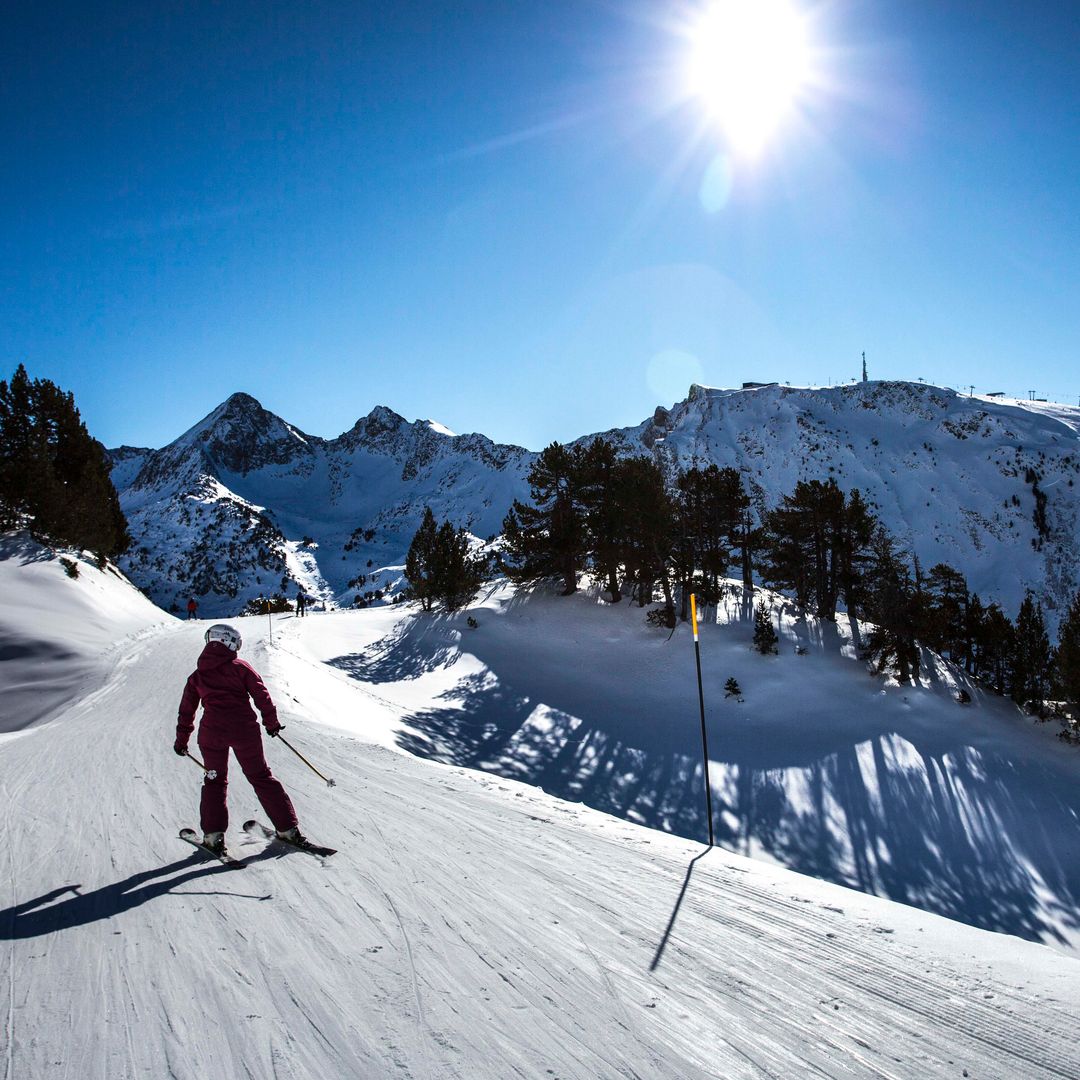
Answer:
[
  {"xmin": 179, "ymin": 828, "xmax": 245, "ymax": 869},
  {"xmin": 243, "ymin": 819, "xmax": 337, "ymax": 858}
]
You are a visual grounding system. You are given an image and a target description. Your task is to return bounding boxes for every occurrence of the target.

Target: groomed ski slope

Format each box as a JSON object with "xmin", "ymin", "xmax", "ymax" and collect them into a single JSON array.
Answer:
[
  {"xmin": 272, "ymin": 584, "xmax": 1080, "ymax": 956},
  {"xmin": 2, "ymin": 552, "xmax": 1079, "ymax": 1078}
]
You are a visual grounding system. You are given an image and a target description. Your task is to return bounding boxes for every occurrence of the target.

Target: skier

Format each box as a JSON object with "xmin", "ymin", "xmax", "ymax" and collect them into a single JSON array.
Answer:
[
  {"xmin": 174, "ymin": 623, "xmax": 305, "ymax": 856},
  {"xmin": 296, "ymin": 589, "xmax": 306, "ymax": 618},
  {"xmin": 186, "ymin": 597, "xmax": 198, "ymax": 620}
]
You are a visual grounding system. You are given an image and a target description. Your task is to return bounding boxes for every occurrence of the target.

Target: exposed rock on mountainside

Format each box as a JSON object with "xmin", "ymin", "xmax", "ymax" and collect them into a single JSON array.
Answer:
[
  {"xmin": 109, "ymin": 382, "xmax": 1080, "ymax": 620},
  {"xmin": 112, "ymin": 394, "xmax": 531, "ymax": 615},
  {"xmin": 587, "ymin": 382, "xmax": 1080, "ymax": 621}
]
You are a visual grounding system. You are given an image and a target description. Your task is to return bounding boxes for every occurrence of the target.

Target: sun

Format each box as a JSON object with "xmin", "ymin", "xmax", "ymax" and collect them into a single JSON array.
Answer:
[{"xmin": 684, "ymin": 0, "xmax": 814, "ymax": 157}]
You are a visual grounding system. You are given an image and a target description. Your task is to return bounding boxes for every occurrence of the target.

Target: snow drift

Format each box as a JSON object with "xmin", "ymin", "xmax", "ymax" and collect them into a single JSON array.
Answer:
[
  {"xmin": 0, "ymin": 532, "xmax": 170, "ymax": 736},
  {"xmin": 271, "ymin": 583, "xmax": 1080, "ymax": 955}
]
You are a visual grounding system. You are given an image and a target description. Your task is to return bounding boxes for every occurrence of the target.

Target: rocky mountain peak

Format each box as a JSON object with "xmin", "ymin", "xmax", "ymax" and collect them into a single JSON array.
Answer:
[
  {"xmin": 218, "ymin": 390, "xmax": 263, "ymax": 413},
  {"xmin": 351, "ymin": 405, "xmax": 408, "ymax": 439},
  {"xmin": 108, "ymin": 380, "xmax": 1080, "ymax": 622},
  {"xmin": 182, "ymin": 393, "xmax": 318, "ymax": 476}
]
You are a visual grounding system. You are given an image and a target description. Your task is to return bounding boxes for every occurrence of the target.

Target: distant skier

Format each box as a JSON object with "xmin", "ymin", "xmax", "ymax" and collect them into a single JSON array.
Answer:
[
  {"xmin": 173, "ymin": 623, "xmax": 305, "ymax": 857},
  {"xmin": 296, "ymin": 590, "xmax": 306, "ymax": 618},
  {"xmin": 186, "ymin": 597, "xmax": 198, "ymax": 620}
]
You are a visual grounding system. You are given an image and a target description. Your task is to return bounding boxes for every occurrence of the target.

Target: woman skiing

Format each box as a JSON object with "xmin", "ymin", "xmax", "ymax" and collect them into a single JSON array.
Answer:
[{"xmin": 174, "ymin": 623, "xmax": 304, "ymax": 856}]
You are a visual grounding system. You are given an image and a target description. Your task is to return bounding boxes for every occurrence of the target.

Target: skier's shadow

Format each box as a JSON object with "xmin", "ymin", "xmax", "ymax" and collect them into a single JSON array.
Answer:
[{"xmin": 0, "ymin": 854, "xmax": 273, "ymax": 940}]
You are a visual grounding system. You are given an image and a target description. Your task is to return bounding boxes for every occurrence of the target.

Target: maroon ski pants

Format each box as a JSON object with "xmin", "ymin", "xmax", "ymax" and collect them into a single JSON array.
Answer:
[{"xmin": 198, "ymin": 722, "xmax": 297, "ymax": 834}]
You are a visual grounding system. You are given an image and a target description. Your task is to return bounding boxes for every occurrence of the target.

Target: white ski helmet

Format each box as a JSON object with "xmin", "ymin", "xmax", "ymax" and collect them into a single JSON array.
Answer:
[{"xmin": 204, "ymin": 623, "xmax": 242, "ymax": 652}]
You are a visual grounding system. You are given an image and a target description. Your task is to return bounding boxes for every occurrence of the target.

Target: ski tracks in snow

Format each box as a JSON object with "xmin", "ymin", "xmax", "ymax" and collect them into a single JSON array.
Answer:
[
  {"xmin": 2, "ymin": 617, "xmax": 1079, "ymax": 1079},
  {"xmin": 677, "ymin": 873, "xmax": 1078, "ymax": 1080}
]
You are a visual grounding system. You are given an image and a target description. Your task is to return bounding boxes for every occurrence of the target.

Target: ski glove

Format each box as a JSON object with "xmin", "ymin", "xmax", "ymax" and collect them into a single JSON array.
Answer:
[
  {"xmin": 266, "ymin": 724, "xmax": 284, "ymax": 738},
  {"xmin": 173, "ymin": 742, "xmax": 188, "ymax": 756}
]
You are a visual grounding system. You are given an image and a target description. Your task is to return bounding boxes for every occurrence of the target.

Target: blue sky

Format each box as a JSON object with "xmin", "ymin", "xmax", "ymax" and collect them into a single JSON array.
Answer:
[{"xmin": 3, "ymin": 1, "xmax": 1078, "ymax": 450}]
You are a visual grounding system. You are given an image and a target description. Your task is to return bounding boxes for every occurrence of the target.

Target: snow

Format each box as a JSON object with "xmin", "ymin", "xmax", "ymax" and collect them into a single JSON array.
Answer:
[
  {"xmin": 111, "ymin": 380, "xmax": 1080, "ymax": 624},
  {"xmin": 425, "ymin": 419, "xmax": 457, "ymax": 437},
  {"xmin": 0, "ymin": 533, "xmax": 170, "ymax": 738},
  {"xmin": 3, "ymin": 544, "xmax": 1079, "ymax": 1078},
  {"xmin": 604, "ymin": 381, "xmax": 1080, "ymax": 622},
  {"xmin": 271, "ymin": 583, "xmax": 1080, "ymax": 955},
  {"xmin": 113, "ymin": 398, "xmax": 530, "ymax": 615}
]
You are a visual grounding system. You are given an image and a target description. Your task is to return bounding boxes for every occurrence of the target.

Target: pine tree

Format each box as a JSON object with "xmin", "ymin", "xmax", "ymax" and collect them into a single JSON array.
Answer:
[
  {"xmin": 761, "ymin": 479, "xmax": 875, "ymax": 620},
  {"xmin": 577, "ymin": 437, "xmax": 627, "ymax": 603},
  {"xmin": 752, "ymin": 599, "xmax": 779, "ymax": 654},
  {"xmin": 404, "ymin": 507, "xmax": 440, "ymax": 612},
  {"xmin": 964, "ymin": 592, "xmax": 985, "ymax": 676},
  {"xmin": 836, "ymin": 488, "xmax": 878, "ymax": 613},
  {"xmin": 1055, "ymin": 592, "xmax": 1080, "ymax": 720},
  {"xmin": 0, "ymin": 364, "xmax": 129, "ymax": 555},
  {"xmin": 0, "ymin": 364, "xmax": 34, "ymax": 523},
  {"xmin": 617, "ymin": 455, "xmax": 676, "ymax": 627},
  {"xmin": 433, "ymin": 520, "xmax": 485, "ymax": 611},
  {"xmin": 674, "ymin": 464, "xmax": 750, "ymax": 616},
  {"xmin": 499, "ymin": 442, "xmax": 585, "ymax": 595},
  {"xmin": 975, "ymin": 601, "xmax": 1014, "ymax": 694},
  {"xmin": 1010, "ymin": 594, "xmax": 1053, "ymax": 716},
  {"xmin": 861, "ymin": 527, "xmax": 921, "ymax": 682},
  {"xmin": 921, "ymin": 563, "xmax": 970, "ymax": 663},
  {"xmin": 761, "ymin": 490, "xmax": 814, "ymax": 611},
  {"xmin": 405, "ymin": 509, "xmax": 485, "ymax": 613}
]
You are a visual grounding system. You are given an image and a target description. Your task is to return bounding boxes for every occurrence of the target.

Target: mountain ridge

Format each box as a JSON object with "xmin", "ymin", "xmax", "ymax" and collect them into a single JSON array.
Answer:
[
  {"xmin": 108, "ymin": 381, "xmax": 1080, "ymax": 620},
  {"xmin": 112, "ymin": 394, "xmax": 533, "ymax": 613}
]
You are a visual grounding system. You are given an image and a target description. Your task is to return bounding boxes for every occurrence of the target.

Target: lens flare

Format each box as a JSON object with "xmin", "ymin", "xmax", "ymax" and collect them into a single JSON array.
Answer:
[
  {"xmin": 699, "ymin": 152, "xmax": 735, "ymax": 212},
  {"xmin": 685, "ymin": 0, "xmax": 813, "ymax": 157}
]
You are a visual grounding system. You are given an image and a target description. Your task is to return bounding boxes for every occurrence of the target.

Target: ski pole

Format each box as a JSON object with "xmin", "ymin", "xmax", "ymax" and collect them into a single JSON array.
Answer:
[
  {"xmin": 183, "ymin": 750, "xmax": 217, "ymax": 781},
  {"xmin": 275, "ymin": 733, "xmax": 336, "ymax": 788}
]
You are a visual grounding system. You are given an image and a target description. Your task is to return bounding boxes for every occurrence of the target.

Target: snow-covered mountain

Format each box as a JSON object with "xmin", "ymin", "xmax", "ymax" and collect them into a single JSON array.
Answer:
[
  {"xmin": 109, "ymin": 382, "xmax": 1080, "ymax": 621},
  {"xmin": 598, "ymin": 382, "xmax": 1080, "ymax": 622},
  {"xmin": 112, "ymin": 393, "xmax": 531, "ymax": 615}
]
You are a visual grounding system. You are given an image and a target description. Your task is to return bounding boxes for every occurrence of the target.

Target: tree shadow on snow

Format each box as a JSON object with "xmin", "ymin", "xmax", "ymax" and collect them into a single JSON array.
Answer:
[
  {"xmin": 332, "ymin": 607, "xmax": 1080, "ymax": 948},
  {"xmin": 328, "ymin": 617, "xmax": 460, "ymax": 683},
  {"xmin": 0, "ymin": 531, "xmax": 57, "ymax": 565},
  {"xmin": 1, "ymin": 855, "xmax": 272, "ymax": 940}
]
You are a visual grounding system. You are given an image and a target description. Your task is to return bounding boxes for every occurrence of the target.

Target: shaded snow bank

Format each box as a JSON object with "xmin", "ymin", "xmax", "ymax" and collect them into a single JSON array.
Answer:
[
  {"xmin": 0, "ymin": 531, "xmax": 171, "ymax": 735},
  {"xmin": 272, "ymin": 583, "xmax": 1080, "ymax": 954}
]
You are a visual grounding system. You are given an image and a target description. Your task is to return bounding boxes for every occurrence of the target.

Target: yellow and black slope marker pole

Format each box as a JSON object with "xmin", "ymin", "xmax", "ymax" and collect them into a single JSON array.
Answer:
[{"xmin": 690, "ymin": 594, "xmax": 715, "ymax": 847}]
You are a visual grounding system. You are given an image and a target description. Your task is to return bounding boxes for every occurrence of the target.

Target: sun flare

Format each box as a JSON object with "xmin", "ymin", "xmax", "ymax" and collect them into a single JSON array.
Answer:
[{"xmin": 684, "ymin": 0, "xmax": 813, "ymax": 157}]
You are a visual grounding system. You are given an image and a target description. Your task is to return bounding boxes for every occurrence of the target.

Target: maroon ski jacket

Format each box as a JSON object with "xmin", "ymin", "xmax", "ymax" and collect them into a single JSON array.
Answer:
[{"xmin": 176, "ymin": 641, "xmax": 279, "ymax": 748}]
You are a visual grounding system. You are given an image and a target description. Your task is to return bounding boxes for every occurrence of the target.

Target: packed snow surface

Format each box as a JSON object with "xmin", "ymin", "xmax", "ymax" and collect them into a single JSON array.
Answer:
[
  {"xmin": 273, "ymin": 583, "xmax": 1080, "ymax": 955},
  {"xmin": 2, "ymin": 547, "xmax": 1079, "ymax": 1078}
]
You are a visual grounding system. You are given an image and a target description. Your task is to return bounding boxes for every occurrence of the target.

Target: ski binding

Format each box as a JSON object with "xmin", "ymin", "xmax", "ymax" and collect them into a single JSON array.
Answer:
[
  {"xmin": 243, "ymin": 819, "xmax": 337, "ymax": 858},
  {"xmin": 179, "ymin": 828, "xmax": 244, "ymax": 869}
]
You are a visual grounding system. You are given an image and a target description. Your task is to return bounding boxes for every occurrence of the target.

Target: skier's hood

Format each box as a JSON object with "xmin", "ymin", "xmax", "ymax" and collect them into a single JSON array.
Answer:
[{"xmin": 197, "ymin": 640, "xmax": 239, "ymax": 671}]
